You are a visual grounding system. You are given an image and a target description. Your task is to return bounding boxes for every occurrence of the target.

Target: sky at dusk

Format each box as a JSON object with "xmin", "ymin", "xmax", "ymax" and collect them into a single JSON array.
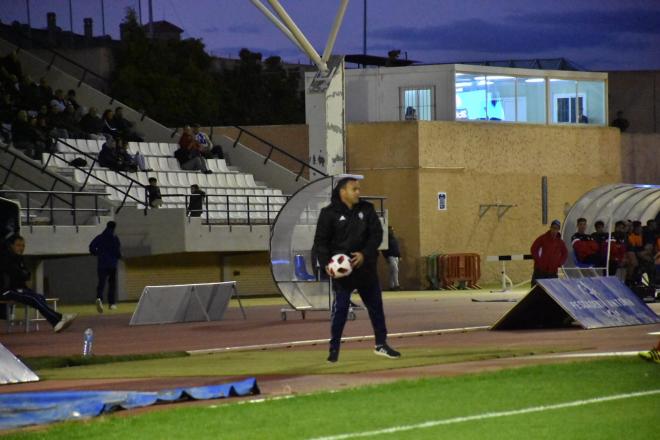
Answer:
[{"xmin": 2, "ymin": 0, "xmax": 659, "ymax": 71}]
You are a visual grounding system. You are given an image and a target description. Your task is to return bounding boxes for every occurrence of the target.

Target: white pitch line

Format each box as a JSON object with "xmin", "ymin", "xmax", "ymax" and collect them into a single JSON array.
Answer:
[
  {"xmin": 186, "ymin": 326, "xmax": 489, "ymax": 355},
  {"xmin": 529, "ymin": 351, "xmax": 641, "ymax": 359},
  {"xmin": 308, "ymin": 389, "xmax": 660, "ymax": 440},
  {"xmin": 648, "ymin": 331, "xmax": 660, "ymax": 335}
]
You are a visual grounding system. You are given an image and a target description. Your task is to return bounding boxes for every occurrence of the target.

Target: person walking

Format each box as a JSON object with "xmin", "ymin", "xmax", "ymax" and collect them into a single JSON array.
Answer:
[
  {"xmin": 89, "ymin": 221, "xmax": 122, "ymax": 313},
  {"xmin": 313, "ymin": 174, "xmax": 400, "ymax": 363},
  {"xmin": 530, "ymin": 219, "xmax": 568, "ymax": 286},
  {"xmin": 382, "ymin": 226, "xmax": 401, "ymax": 290}
]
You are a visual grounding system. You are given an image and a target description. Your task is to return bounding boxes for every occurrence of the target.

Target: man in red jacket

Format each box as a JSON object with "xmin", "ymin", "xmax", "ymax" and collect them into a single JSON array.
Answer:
[{"xmin": 530, "ymin": 219, "xmax": 568, "ymax": 286}]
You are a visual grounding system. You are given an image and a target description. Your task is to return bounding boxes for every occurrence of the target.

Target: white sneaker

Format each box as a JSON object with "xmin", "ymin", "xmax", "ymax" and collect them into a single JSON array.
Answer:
[
  {"xmin": 109, "ymin": 304, "xmax": 118, "ymax": 310},
  {"xmin": 96, "ymin": 298, "xmax": 104, "ymax": 314},
  {"xmin": 54, "ymin": 314, "xmax": 77, "ymax": 333}
]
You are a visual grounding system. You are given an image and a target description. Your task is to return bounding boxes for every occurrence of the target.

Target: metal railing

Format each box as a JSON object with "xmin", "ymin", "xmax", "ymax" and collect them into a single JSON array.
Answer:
[
  {"xmin": 45, "ymin": 138, "xmax": 149, "ymax": 213},
  {"xmin": 0, "ymin": 189, "xmax": 110, "ymax": 226}
]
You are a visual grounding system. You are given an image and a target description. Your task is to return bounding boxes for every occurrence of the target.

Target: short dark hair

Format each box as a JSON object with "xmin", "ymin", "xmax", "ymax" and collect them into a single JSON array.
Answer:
[
  {"xmin": 577, "ymin": 218, "xmax": 587, "ymax": 224},
  {"xmin": 6, "ymin": 234, "xmax": 24, "ymax": 245},
  {"xmin": 148, "ymin": 177, "xmax": 157, "ymax": 183},
  {"xmin": 594, "ymin": 220, "xmax": 604, "ymax": 228},
  {"xmin": 615, "ymin": 220, "xmax": 625, "ymax": 228},
  {"xmin": 648, "ymin": 219, "xmax": 656, "ymax": 225},
  {"xmin": 331, "ymin": 177, "xmax": 358, "ymax": 201},
  {"xmin": 107, "ymin": 221, "xmax": 117, "ymax": 230},
  {"xmin": 632, "ymin": 220, "xmax": 642, "ymax": 227}
]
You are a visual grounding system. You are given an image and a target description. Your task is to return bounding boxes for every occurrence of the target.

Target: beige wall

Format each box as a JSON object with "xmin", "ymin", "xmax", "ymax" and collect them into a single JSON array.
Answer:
[
  {"xmin": 347, "ymin": 121, "xmax": 622, "ymax": 288},
  {"xmin": 620, "ymin": 133, "xmax": 660, "ymax": 184},
  {"xmin": 213, "ymin": 125, "xmax": 309, "ymax": 175}
]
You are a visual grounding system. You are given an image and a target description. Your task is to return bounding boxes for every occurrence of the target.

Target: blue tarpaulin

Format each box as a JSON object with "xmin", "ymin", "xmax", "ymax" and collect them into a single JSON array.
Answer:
[{"xmin": 0, "ymin": 377, "xmax": 259, "ymax": 430}]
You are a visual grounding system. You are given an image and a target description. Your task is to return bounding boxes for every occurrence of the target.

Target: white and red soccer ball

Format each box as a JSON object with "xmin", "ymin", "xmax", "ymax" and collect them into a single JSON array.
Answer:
[{"xmin": 327, "ymin": 254, "xmax": 353, "ymax": 279}]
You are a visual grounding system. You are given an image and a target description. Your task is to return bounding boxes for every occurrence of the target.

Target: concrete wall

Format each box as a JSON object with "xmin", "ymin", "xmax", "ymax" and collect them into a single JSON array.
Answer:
[
  {"xmin": 620, "ymin": 133, "xmax": 660, "ymax": 184},
  {"xmin": 347, "ymin": 121, "xmax": 621, "ymax": 288},
  {"xmin": 608, "ymin": 71, "xmax": 660, "ymax": 133}
]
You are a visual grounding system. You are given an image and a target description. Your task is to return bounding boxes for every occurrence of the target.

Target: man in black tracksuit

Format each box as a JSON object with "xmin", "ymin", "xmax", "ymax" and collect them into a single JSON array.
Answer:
[{"xmin": 313, "ymin": 175, "xmax": 401, "ymax": 363}]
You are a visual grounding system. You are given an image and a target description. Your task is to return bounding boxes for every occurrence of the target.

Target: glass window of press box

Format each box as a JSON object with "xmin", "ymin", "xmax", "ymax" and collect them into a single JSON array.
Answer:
[{"xmin": 455, "ymin": 72, "xmax": 605, "ymax": 126}]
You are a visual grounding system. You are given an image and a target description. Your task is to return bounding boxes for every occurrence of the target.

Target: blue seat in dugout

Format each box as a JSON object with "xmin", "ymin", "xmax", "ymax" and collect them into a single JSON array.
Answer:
[{"xmin": 294, "ymin": 254, "xmax": 316, "ymax": 281}]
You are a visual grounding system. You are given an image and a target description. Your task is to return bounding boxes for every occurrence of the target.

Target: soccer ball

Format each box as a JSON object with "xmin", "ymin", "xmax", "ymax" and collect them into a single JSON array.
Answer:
[{"xmin": 327, "ymin": 254, "xmax": 353, "ymax": 279}]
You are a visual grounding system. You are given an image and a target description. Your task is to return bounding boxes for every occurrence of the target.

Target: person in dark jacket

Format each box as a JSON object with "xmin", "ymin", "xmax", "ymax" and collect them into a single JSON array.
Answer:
[
  {"xmin": 187, "ymin": 184, "xmax": 206, "ymax": 217},
  {"xmin": 313, "ymin": 175, "xmax": 400, "ymax": 363},
  {"xmin": 382, "ymin": 225, "xmax": 401, "ymax": 290},
  {"xmin": 530, "ymin": 219, "xmax": 568, "ymax": 286},
  {"xmin": 89, "ymin": 221, "xmax": 122, "ymax": 312},
  {"xmin": 0, "ymin": 235, "xmax": 76, "ymax": 332},
  {"xmin": 146, "ymin": 177, "xmax": 163, "ymax": 208}
]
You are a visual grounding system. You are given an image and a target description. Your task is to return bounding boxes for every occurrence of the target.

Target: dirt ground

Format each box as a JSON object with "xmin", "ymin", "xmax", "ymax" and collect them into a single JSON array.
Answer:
[{"xmin": 1, "ymin": 291, "xmax": 659, "ymax": 401}]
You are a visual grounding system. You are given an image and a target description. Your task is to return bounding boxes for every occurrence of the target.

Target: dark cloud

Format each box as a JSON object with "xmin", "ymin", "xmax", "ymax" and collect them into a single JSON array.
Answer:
[
  {"xmin": 507, "ymin": 9, "xmax": 660, "ymax": 34},
  {"xmin": 202, "ymin": 26, "xmax": 220, "ymax": 33},
  {"xmin": 209, "ymin": 46, "xmax": 306, "ymax": 59},
  {"xmin": 370, "ymin": 9, "xmax": 658, "ymax": 56},
  {"xmin": 228, "ymin": 23, "xmax": 262, "ymax": 34}
]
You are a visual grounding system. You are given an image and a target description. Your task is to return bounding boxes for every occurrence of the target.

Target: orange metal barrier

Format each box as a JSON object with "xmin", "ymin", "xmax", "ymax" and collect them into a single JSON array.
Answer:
[{"xmin": 438, "ymin": 253, "xmax": 481, "ymax": 289}]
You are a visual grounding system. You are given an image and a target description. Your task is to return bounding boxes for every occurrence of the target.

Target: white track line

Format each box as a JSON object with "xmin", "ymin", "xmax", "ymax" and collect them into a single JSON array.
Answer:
[
  {"xmin": 530, "ymin": 351, "xmax": 641, "ymax": 359},
  {"xmin": 308, "ymin": 389, "xmax": 660, "ymax": 440},
  {"xmin": 187, "ymin": 326, "xmax": 489, "ymax": 355}
]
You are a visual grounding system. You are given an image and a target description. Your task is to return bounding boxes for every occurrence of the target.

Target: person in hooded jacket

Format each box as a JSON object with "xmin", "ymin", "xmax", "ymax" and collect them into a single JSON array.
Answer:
[
  {"xmin": 89, "ymin": 221, "xmax": 122, "ymax": 313},
  {"xmin": 313, "ymin": 175, "xmax": 400, "ymax": 363},
  {"xmin": 530, "ymin": 219, "xmax": 568, "ymax": 286}
]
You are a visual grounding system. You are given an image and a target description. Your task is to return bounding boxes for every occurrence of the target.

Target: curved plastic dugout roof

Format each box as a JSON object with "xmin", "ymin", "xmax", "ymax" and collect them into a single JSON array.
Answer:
[
  {"xmin": 270, "ymin": 176, "xmax": 337, "ymax": 311},
  {"xmin": 561, "ymin": 183, "xmax": 660, "ymax": 276}
]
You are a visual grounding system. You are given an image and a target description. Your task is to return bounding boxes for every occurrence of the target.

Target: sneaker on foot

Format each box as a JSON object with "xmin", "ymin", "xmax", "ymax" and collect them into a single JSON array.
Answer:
[
  {"xmin": 109, "ymin": 304, "xmax": 118, "ymax": 310},
  {"xmin": 638, "ymin": 348, "xmax": 660, "ymax": 363},
  {"xmin": 54, "ymin": 313, "xmax": 77, "ymax": 333},
  {"xmin": 327, "ymin": 349, "xmax": 339, "ymax": 363},
  {"xmin": 374, "ymin": 343, "xmax": 401, "ymax": 359},
  {"xmin": 96, "ymin": 298, "xmax": 104, "ymax": 314}
]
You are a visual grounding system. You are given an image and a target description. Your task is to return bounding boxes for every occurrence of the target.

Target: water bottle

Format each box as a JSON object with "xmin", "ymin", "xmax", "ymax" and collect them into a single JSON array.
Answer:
[{"xmin": 82, "ymin": 328, "xmax": 94, "ymax": 357}]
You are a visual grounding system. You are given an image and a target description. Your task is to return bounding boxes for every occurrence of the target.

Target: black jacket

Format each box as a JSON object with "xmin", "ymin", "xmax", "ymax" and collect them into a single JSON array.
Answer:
[
  {"xmin": 0, "ymin": 250, "xmax": 30, "ymax": 290},
  {"xmin": 313, "ymin": 198, "xmax": 383, "ymax": 287},
  {"xmin": 382, "ymin": 233, "xmax": 401, "ymax": 258}
]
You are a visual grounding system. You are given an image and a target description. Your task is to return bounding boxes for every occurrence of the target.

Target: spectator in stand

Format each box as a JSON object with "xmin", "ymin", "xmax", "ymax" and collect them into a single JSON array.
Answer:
[
  {"xmin": 34, "ymin": 115, "xmax": 55, "ymax": 154},
  {"xmin": 46, "ymin": 102, "xmax": 69, "ymax": 138},
  {"xmin": 89, "ymin": 221, "xmax": 122, "ymax": 312},
  {"xmin": 0, "ymin": 94, "xmax": 17, "ymax": 125},
  {"xmin": 1, "ymin": 234, "xmax": 77, "ymax": 333},
  {"xmin": 66, "ymin": 89, "xmax": 80, "ymax": 111},
  {"xmin": 382, "ymin": 226, "xmax": 401, "ymax": 291},
  {"xmin": 37, "ymin": 77, "xmax": 53, "ymax": 105},
  {"xmin": 79, "ymin": 107, "xmax": 105, "ymax": 140},
  {"xmin": 146, "ymin": 177, "xmax": 163, "ymax": 208},
  {"xmin": 0, "ymin": 50, "xmax": 23, "ymax": 79},
  {"xmin": 98, "ymin": 137, "xmax": 120, "ymax": 170},
  {"xmin": 112, "ymin": 107, "xmax": 143, "ymax": 142},
  {"xmin": 187, "ymin": 184, "xmax": 206, "ymax": 217},
  {"xmin": 530, "ymin": 219, "xmax": 568, "ymax": 286},
  {"xmin": 58, "ymin": 104, "xmax": 85, "ymax": 139},
  {"xmin": 571, "ymin": 217, "xmax": 602, "ymax": 267},
  {"xmin": 101, "ymin": 109, "xmax": 118, "ymax": 138},
  {"xmin": 192, "ymin": 124, "xmax": 224, "ymax": 159},
  {"xmin": 11, "ymin": 110, "xmax": 43, "ymax": 159},
  {"xmin": 115, "ymin": 138, "xmax": 138, "ymax": 172},
  {"xmin": 175, "ymin": 126, "xmax": 211, "ymax": 173},
  {"xmin": 610, "ymin": 111, "xmax": 630, "ymax": 132},
  {"xmin": 49, "ymin": 89, "xmax": 67, "ymax": 113},
  {"xmin": 19, "ymin": 76, "xmax": 41, "ymax": 111}
]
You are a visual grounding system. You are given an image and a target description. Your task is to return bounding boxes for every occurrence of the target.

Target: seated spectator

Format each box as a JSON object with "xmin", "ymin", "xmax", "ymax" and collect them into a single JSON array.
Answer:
[
  {"xmin": 642, "ymin": 219, "xmax": 657, "ymax": 247},
  {"xmin": 79, "ymin": 107, "xmax": 105, "ymax": 140},
  {"xmin": 11, "ymin": 110, "xmax": 44, "ymax": 159},
  {"xmin": 112, "ymin": 107, "xmax": 143, "ymax": 142},
  {"xmin": 57, "ymin": 104, "xmax": 85, "ymax": 139},
  {"xmin": 192, "ymin": 124, "xmax": 224, "ymax": 159},
  {"xmin": 610, "ymin": 111, "xmax": 629, "ymax": 132},
  {"xmin": 175, "ymin": 126, "xmax": 211, "ymax": 173},
  {"xmin": 628, "ymin": 221, "xmax": 645, "ymax": 253},
  {"xmin": 0, "ymin": 50, "xmax": 23, "ymax": 80},
  {"xmin": 66, "ymin": 89, "xmax": 80, "ymax": 111},
  {"xmin": 1, "ymin": 234, "xmax": 77, "ymax": 333},
  {"xmin": 49, "ymin": 89, "xmax": 67, "ymax": 113},
  {"xmin": 146, "ymin": 177, "xmax": 163, "ymax": 208},
  {"xmin": 608, "ymin": 221, "xmax": 629, "ymax": 278},
  {"xmin": 46, "ymin": 103, "xmax": 70, "ymax": 138},
  {"xmin": 37, "ymin": 77, "xmax": 53, "ymax": 105},
  {"xmin": 116, "ymin": 137, "xmax": 139, "ymax": 172},
  {"xmin": 98, "ymin": 137, "xmax": 120, "ymax": 170},
  {"xmin": 0, "ymin": 94, "xmax": 17, "ymax": 125},
  {"xmin": 571, "ymin": 217, "xmax": 601, "ymax": 267},
  {"xmin": 19, "ymin": 76, "xmax": 41, "ymax": 111},
  {"xmin": 101, "ymin": 109, "xmax": 118, "ymax": 138},
  {"xmin": 187, "ymin": 184, "xmax": 206, "ymax": 217}
]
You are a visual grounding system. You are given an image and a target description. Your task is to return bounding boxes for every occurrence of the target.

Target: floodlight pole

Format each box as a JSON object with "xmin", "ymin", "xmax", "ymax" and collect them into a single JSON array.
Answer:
[
  {"xmin": 250, "ymin": 0, "xmax": 305, "ymax": 54},
  {"xmin": 322, "ymin": 0, "xmax": 349, "ymax": 63},
  {"xmin": 266, "ymin": 0, "xmax": 328, "ymax": 73}
]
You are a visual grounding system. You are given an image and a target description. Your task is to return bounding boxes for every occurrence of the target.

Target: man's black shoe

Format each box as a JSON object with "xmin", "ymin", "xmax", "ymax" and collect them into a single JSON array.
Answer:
[
  {"xmin": 374, "ymin": 343, "xmax": 401, "ymax": 359},
  {"xmin": 327, "ymin": 349, "xmax": 339, "ymax": 363}
]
